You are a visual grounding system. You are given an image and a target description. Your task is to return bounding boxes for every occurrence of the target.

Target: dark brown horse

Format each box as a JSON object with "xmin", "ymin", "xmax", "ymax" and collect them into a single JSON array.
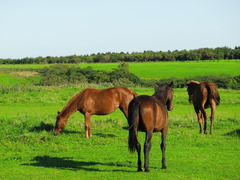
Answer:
[
  {"xmin": 54, "ymin": 86, "xmax": 137, "ymax": 138},
  {"xmin": 186, "ymin": 81, "xmax": 220, "ymax": 134},
  {"xmin": 128, "ymin": 83, "xmax": 174, "ymax": 172}
]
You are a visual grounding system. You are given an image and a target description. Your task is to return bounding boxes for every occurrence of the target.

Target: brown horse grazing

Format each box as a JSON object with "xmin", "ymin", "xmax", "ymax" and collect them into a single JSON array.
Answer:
[
  {"xmin": 186, "ymin": 81, "xmax": 220, "ymax": 135},
  {"xmin": 54, "ymin": 86, "xmax": 137, "ymax": 138},
  {"xmin": 128, "ymin": 82, "xmax": 174, "ymax": 172}
]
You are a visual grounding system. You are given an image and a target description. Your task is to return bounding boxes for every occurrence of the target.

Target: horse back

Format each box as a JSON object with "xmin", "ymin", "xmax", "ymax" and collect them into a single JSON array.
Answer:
[
  {"xmin": 135, "ymin": 95, "xmax": 168, "ymax": 132},
  {"xmin": 78, "ymin": 87, "xmax": 136, "ymax": 115},
  {"xmin": 77, "ymin": 88, "xmax": 119, "ymax": 114}
]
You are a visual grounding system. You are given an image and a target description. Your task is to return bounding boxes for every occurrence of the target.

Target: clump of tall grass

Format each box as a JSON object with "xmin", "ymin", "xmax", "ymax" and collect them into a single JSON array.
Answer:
[{"xmin": 0, "ymin": 84, "xmax": 41, "ymax": 94}]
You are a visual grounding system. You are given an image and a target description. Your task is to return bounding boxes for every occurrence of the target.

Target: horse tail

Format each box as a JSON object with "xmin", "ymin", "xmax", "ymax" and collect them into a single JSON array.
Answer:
[
  {"xmin": 206, "ymin": 83, "xmax": 220, "ymax": 106},
  {"xmin": 128, "ymin": 100, "xmax": 139, "ymax": 153},
  {"xmin": 130, "ymin": 89, "xmax": 138, "ymax": 98}
]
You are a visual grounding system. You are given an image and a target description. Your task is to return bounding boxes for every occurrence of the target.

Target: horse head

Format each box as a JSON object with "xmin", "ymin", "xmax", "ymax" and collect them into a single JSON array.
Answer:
[
  {"xmin": 54, "ymin": 111, "xmax": 67, "ymax": 135},
  {"xmin": 186, "ymin": 81, "xmax": 200, "ymax": 103},
  {"xmin": 166, "ymin": 82, "xmax": 174, "ymax": 111},
  {"xmin": 186, "ymin": 85, "xmax": 193, "ymax": 103}
]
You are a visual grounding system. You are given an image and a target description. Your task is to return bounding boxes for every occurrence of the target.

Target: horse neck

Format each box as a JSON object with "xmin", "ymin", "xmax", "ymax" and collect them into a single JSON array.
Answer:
[
  {"xmin": 191, "ymin": 82, "xmax": 200, "ymax": 90},
  {"xmin": 59, "ymin": 100, "xmax": 78, "ymax": 120},
  {"xmin": 153, "ymin": 91, "xmax": 168, "ymax": 104}
]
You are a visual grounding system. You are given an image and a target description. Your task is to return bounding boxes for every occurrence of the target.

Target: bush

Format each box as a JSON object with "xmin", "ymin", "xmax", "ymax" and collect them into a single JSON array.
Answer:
[
  {"xmin": 38, "ymin": 63, "xmax": 142, "ymax": 86},
  {"xmin": 35, "ymin": 63, "xmax": 240, "ymax": 89},
  {"xmin": 151, "ymin": 75, "xmax": 240, "ymax": 89}
]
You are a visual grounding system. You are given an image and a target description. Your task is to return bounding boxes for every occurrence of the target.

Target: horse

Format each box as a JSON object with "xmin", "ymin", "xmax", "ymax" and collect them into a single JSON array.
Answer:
[
  {"xmin": 128, "ymin": 82, "xmax": 174, "ymax": 172},
  {"xmin": 186, "ymin": 81, "xmax": 220, "ymax": 134},
  {"xmin": 54, "ymin": 86, "xmax": 137, "ymax": 138}
]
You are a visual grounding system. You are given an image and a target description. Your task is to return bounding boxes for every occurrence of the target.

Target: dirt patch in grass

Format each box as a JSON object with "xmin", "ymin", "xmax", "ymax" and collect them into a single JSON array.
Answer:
[{"xmin": 10, "ymin": 71, "xmax": 39, "ymax": 77}]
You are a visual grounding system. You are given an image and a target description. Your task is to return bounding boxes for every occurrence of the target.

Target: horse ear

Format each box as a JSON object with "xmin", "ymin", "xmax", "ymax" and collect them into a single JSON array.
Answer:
[
  {"xmin": 169, "ymin": 81, "xmax": 173, "ymax": 87},
  {"xmin": 57, "ymin": 111, "xmax": 60, "ymax": 115}
]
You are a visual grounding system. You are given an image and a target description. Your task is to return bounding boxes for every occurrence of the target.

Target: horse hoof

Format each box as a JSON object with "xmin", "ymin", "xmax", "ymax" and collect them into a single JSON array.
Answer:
[
  {"xmin": 137, "ymin": 168, "xmax": 143, "ymax": 172},
  {"xmin": 162, "ymin": 165, "xmax": 167, "ymax": 169},
  {"xmin": 145, "ymin": 169, "xmax": 150, "ymax": 172}
]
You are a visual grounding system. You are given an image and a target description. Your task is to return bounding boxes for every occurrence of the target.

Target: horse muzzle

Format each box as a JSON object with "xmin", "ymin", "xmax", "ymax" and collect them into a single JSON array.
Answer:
[
  {"xmin": 168, "ymin": 105, "xmax": 174, "ymax": 111},
  {"xmin": 53, "ymin": 127, "xmax": 62, "ymax": 135}
]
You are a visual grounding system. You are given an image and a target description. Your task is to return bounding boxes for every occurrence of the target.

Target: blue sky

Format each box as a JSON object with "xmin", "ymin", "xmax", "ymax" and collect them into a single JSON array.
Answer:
[{"xmin": 1, "ymin": 0, "xmax": 240, "ymax": 59}]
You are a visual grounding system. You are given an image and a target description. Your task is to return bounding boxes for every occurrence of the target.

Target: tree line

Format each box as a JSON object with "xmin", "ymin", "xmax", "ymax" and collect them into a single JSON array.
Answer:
[{"xmin": 1, "ymin": 46, "xmax": 240, "ymax": 64}]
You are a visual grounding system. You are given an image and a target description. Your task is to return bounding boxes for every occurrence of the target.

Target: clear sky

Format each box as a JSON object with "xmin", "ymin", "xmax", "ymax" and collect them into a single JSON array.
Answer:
[{"xmin": 1, "ymin": 0, "xmax": 240, "ymax": 59}]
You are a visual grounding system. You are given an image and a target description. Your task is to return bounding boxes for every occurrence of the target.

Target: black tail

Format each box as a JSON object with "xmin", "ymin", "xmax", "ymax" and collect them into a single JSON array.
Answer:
[{"xmin": 128, "ymin": 100, "xmax": 139, "ymax": 153}]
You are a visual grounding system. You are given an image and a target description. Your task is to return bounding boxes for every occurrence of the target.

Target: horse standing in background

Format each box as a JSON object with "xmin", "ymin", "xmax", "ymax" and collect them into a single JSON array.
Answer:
[
  {"xmin": 128, "ymin": 83, "xmax": 174, "ymax": 172},
  {"xmin": 54, "ymin": 86, "xmax": 137, "ymax": 138},
  {"xmin": 186, "ymin": 81, "xmax": 220, "ymax": 134}
]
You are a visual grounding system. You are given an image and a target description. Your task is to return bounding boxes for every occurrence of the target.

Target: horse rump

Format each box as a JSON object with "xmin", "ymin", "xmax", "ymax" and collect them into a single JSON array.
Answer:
[{"xmin": 206, "ymin": 82, "xmax": 220, "ymax": 105}]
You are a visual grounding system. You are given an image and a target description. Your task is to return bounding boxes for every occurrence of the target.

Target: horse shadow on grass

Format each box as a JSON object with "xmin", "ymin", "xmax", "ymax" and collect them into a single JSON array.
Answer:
[
  {"xmin": 94, "ymin": 133, "xmax": 116, "ymax": 138},
  {"xmin": 21, "ymin": 155, "xmax": 135, "ymax": 172},
  {"xmin": 225, "ymin": 129, "xmax": 240, "ymax": 138},
  {"xmin": 29, "ymin": 122, "xmax": 54, "ymax": 132},
  {"xmin": 29, "ymin": 122, "xmax": 80, "ymax": 134}
]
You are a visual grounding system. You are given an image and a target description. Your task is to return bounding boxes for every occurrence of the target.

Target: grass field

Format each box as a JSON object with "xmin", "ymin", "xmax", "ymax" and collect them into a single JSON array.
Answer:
[
  {"xmin": 79, "ymin": 61, "xmax": 240, "ymax": 79},
  {"xmin": 1, "ymin": 60, "xmax": 240, "ymax": 80},
  {"xmin": 0, "ymin": 62, "xmax": 240, "ymax": 179},
  {"xmin": 0, "ymin": 84, "xmax": 239, "ymax": 179}
]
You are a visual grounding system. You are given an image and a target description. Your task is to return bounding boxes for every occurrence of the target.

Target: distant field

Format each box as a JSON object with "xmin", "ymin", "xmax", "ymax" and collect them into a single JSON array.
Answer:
[
  {"xmin": 1, "ymin": 60, "xmax": 239, "ymax": 80},
  {"xmin": 79, "ymin": 61, "xmax": 240, "ymax": 79}
]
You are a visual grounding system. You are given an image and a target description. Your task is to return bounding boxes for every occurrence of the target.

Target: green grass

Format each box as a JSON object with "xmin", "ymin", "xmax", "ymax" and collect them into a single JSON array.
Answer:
[
  {"xmin": 0, "ymin": 86, "xmax": 239, "ymax": 179},
  {"xmin": 0, "ymin": 73, "xmax": 29, "ymax": 86},
  {"xmin": 1, "ymin": 60, "xmax": 240, "ymax": 80},
  {"xmin": 79, "ymin": 61, "xmax": 240, "ymax": 79},
  {"xmin": 0, "ymin": 61, "xmax": 240, "ymax": 179}
]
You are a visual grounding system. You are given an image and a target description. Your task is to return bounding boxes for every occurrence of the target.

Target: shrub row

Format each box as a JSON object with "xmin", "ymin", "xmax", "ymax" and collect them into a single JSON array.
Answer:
[
  {"xmin": 38, "ymin": 64, "xmax": 240, "ymax": 90},
  {"xmin": 39, "ymin": 63, "xmax": 141, "ymax": 87},
  {"xmin": 154, "ymin": 75, "xmax": 240, "ymax": 89}
]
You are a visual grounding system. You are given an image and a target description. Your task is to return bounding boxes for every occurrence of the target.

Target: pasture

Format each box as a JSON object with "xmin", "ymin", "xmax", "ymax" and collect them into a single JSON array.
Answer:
[
  {"xmin": 1, "ymin": 60, "xmax": 240, "ymax": 79},
  {"xmin": 79, "ymin": 60, "xmax": 240, "ymax": 79},
  {"xmin": 0, "ymin": 61, "xmax": 240, "ymax": 179},
  {"xmin": 0, "ymin": 86, "xmax": 240, "ymax": 179}
]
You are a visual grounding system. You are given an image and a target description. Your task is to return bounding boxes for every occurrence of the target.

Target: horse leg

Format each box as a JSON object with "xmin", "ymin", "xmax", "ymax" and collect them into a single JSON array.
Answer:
[
  {"xmin": 161, "ymin": 133, "xmax": 167, "ymax": 169},
  {"xmin": 144, "ymin": 131, "xmax": 152, "ymax": 172},
  {"xmin": 84, "ymin": 113, "xmax": 92, "ymax": 139},
  {"xmin": 210, "ymin": 104, "xmax": 216, "ymax": 135},
  {"xmin": 200, "ymin": 109, "xmax": 207, "ymax": 134},
  {"xmin": 194, "ymin": 107, "xmax": 203, "ymax": 134},
  {"xmin": 136, "ymin": 141, "xmax": 142, "ymax": 172}
]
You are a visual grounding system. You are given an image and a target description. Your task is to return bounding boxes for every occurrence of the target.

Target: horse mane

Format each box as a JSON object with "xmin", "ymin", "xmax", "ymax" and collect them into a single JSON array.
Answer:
[
  {"xmin": 154, "ymin": 84, "xmax": 168, "ymax": 94},
  {"xmin": 187, "ymin": 80, "xmax": 200, "ymax": 85},
  {"xmin": 58, "ymin": 89, "xmax": 86, "ymax": 117}
]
